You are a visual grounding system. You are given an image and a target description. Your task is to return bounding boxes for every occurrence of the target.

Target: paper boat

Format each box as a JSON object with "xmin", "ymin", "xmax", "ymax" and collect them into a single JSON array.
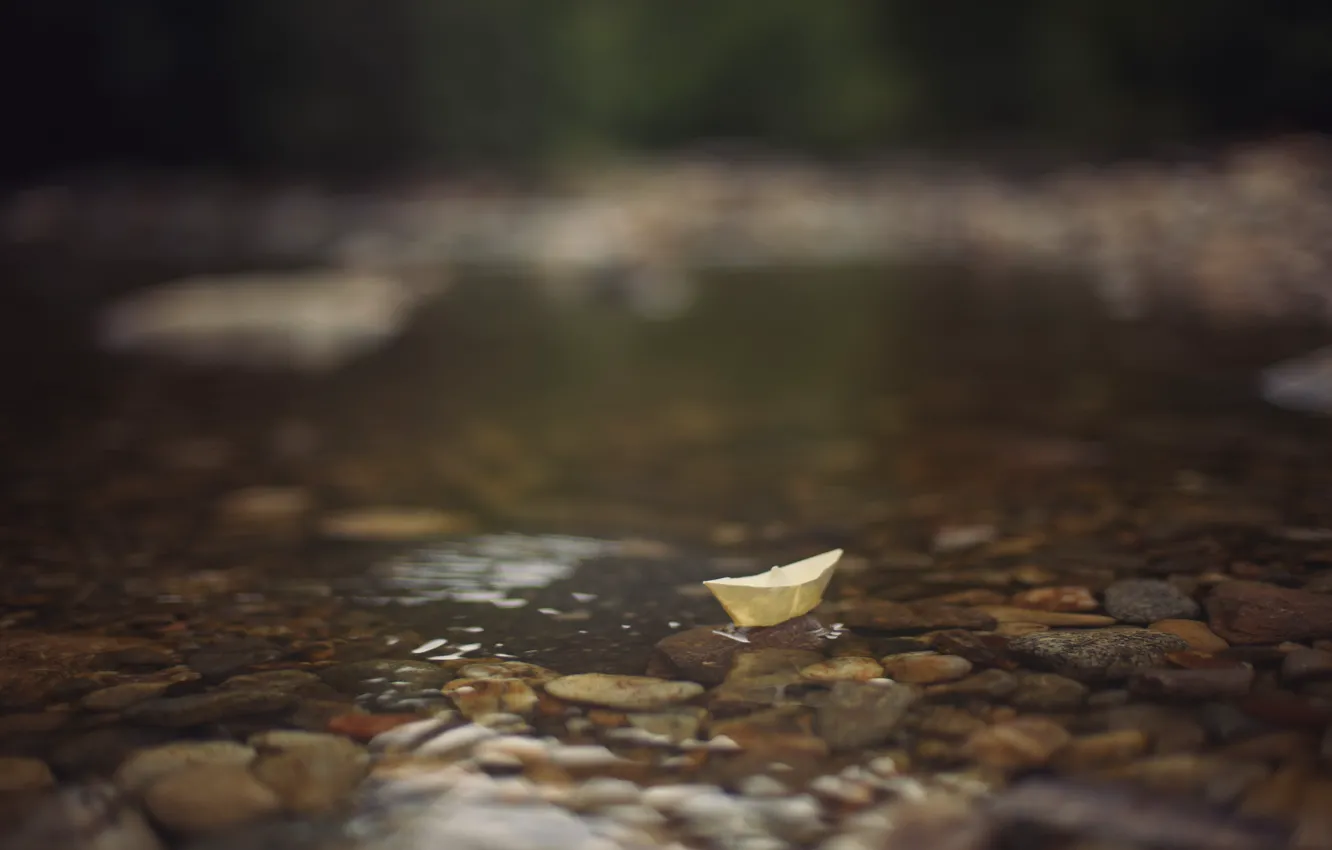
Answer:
[{"xmin": 704, "ymin": 549, "xmax": 843, "ymax": 628}]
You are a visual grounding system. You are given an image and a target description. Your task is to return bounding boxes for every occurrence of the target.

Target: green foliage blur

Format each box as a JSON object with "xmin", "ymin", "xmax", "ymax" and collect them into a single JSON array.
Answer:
[{"xmin": 7, "ymin": 0, "xmax": 1332, "ymax": 175}]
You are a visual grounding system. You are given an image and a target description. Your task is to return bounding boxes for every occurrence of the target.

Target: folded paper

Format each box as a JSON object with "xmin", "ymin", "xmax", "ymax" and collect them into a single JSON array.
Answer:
[{"xmin": 704, "ymin": 549, "xmax": 843, "ymax": 628}]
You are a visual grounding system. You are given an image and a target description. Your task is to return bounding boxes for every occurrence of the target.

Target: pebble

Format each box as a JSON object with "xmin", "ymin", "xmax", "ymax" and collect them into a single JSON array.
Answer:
[
  {"xmin": 544, "ymin": 673, "xmax": 704, "ymax": 710},
  {"xmin": 121, "ymin": 688, "xmax": 295, "ymax": 726},
  {"xmin": 965, "ymin": 717, "xmax": 1072, "ymax": 769},
  {"xmin": 649, "ymin": 617, "xmax": 828, "ymax": 685},
  {"xmin": 81, "ymin": 680, "xmax": 178, "ymax": 712},
  {"xmin": 115, "ymin": 740, "xmax": 257, "ymax": 794},
  {"xmin": 975, "ymin": 606, "xmax": 1116, "ymax": 627},
  {"xmin": 458, "ymin": 661, "xmax": 559, "ymax": 683},
  {"xmin": 0, "ymin": 756, "xmax": 54, "ymax": 792},
  {"xmin": 1206, "ymin": 581, "xmax": 1332, "ymax": 644},
  {"xmin": 739, "ymin": 774, "xmax": 791, "ymax": 797},
  {"xmin": 414, "ymin": 723, "xmax": 498, "ymax": 758},
  {"xmin": 186, "ymin": 637, "xmax": 286, "ymax": 682},
  {"xmin": 317, "ymin": 659, "xmax": 454, "ymax": 696},
  {"xmin": 1104, "ymin": 578, "xmax": 1201, "ymax": 624},
  {"xmin": 220, "ymin": 669, "xmax": 327, "ymax": 694},
  {"xmin": 992, "ymin": 622, "xmax": 1050, "ymax": 638},
  {"xmin": 800, "ymin": 657, "xmax": 884, "ymax": 683},
  {"xmin": 1282, "ymin": 648, "xmax": 1332, "ymax": 684},
  {"xmin": 444, "ymin": 678, "xmax": 539, "ymax": 719},
  {"xmin": 393, "ymin": 798, "xmax": 608, "ymax": 850},
  {"xmin": 5, "ymin": 782, "xmax": 165, "ymax": 850},
  {"xmin": 626, "ymin": 707, "xmax": 706, "ymax": 743},
  {"xmin": 547, "ymin": 744, "xmax": 625, "ymax": 769},
  {"xmin": 879, "ymin": 652, "xmax": 972, "ymax": 684},
  {"xmin": 142, "ymin": 763, "xmax": 282, "ymax": 833},
  {"xmin": 923, "ymin": 669, "xmax": 1018, "ymax": 699},
  {"xmin": 1009, "ymin": 586, "xmax": 1099, "ymax": 612},
  {"xmin": 816, "ymin": 680, "xmax": 917, "ymax": 751},
  {"xmin": 1008, "ymin": 671, "xmax": 1089, "ymax": 711},
  {"xmin": 247, "ymin": 730, "xmax": 369, "ymax": 814},
  {"xmin": 916, "ymin": 706, "xmax": 987, "ymax": 739},
  {"xmin": 1051, "ymin": 729, "xmax": 1150, "ymax": 770},
  {"xmin": 1007, "ymin": 628, "xmax": 1189, "ymax": 682},
  {"xmin": 1130, "ymin": 665, "xmax": 1255, "ymax": 699},
  {"xmin": 568, "ymin": 777, "xmax": 642, "ymax": 811},
  {"xmin": 1149, "ymin": 619, "xmax": 1230, "ymax": 652},
  {"xmin": 364, "ymin": 714, "xmax": 455, "ymax": 751},
  {"xmin": 1101, "ymin": 705, "xmax": 1207, "ymax": 754}
]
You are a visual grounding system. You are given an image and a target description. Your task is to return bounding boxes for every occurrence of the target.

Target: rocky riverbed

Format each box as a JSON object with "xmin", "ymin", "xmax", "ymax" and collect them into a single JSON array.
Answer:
[{"xmin": 1, "ymin": 266, "xmax": 1331, "ymax": 849}]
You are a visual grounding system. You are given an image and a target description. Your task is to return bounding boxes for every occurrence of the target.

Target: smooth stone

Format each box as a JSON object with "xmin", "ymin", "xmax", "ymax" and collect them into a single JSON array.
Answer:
[
  {"xmin": 710, "ymin": 650, "xmax": 820, "ymax": 715},
  {"xmin": 93, "ymin": 646, "xmax": 178, "ymax": 672},
  {"xmin": 317, "ymin": 659, "xmax": 453, "ymax": 696},
  {"xmin": 1008, "ymin": 628, "xmax": 1189, "ymax": 683},
  {"xmin": 122, "ymin": 689, "xmax": 295, "ymax": 726},
  {"xmin": 839, "ymin": 600, "xmax": 996, "ymax": 632},
  {"xmin": 545, "ymin": 673, "xmax": 703, "ymax": 710},
  {"xmin": 4, "ymin": 782, "xmax": 164, "ymax": 850},
  {"xmin": 1009, "ymin": 586, "xmax": 1099, "ymax": 612},
  {"xmin": 1130, "ymin": 665, "xmax": 1255, "ymax": 699},
  {"xmin": 928, "ymin": 630, "xmax": 1016, "ymax": 670},
  {"xmin": 115, "ymin": 741, "xmax": 257, "ymax": 794},
  {"xmin": 142, "ymin": 764, "xmax": 282, "ymax": 833},
  {"xmin": 1207, "ymin": 581, "xmax": 1332, "ymax": 645},
  {"xmin": 992, "ymin": 622, "xmax": 1051, "ymax": 638},
  {"xmin": 219, "ymin": 669, "xmax": 327, "ymax": 695},
  {"xmin": 649, "ymin": 617, "xmax": 828, "ymax": 685},
  {"xmin": 916, "ymin": 706, "xmax": 987, "ymax": 739},
  {"xmin": 966, "ymin": 717, "xmax": 1072, "ymax": 769},
  {"xmin": 186, "ymin": 638, "xmax": 286, "ymax": 682},
  {"xmin": 1051, "ymin": 729, "xmax": 1150, "ymax": 770},
  {"xmin": 976, "ymin": 606, "xmax": 1116, "ymax": 627},
  {"xmin": 1100, "ymin": 705, "xmax": 1207, "ymax": 754},
  {"xmin": 880, "ymin": 652, "xmax": 972, "ymax": 684},
  {"xmin": 923, "ymin": 669, "xmax": 1018, "ymax": 699},
  {"xmin": 1104, "ymin": 579, "xmax": 1201, "ymax": 625},
  {"xmin": 414, "ymin": 723, "xmax": 498, "ymax": 758},
  {"xmin": 567, "ymin": 777, "xmax": 642, "ymax": 811},
  {"xmin": 1008, "ymin": 671, "xmax": 1089, "ymax": 711},
  {"xmin": 800, "ymin": 657, "xmax": 884, "ymax": 683},
  {"xmin": 1283, "ymin": 648, "xmax": 1332, "ymax": 684},
  {"xmin": 82, "ymin": 680, "xmax": 177, "ymax": 712},
  {"xmin": 626, "ymin": 708, "xmax": 707, "ymax": 743},
  {"xmin": 457, "ymin": 662, "xmax": 559, "ymax": 683},
  {"xmin": 48, "ymin": 727, "xmax": 177, "ymax": 778},
  {"xmin": 248, "ymin": 730, "xmax": 369, "ymax": 814},
  {"xmin": 0, "ymin": 756, "xmax": 54, "ymax": 792},
  {"xmin": 444, "ymin": 678, "xmax": 539, "ymax": 719},
  {"xmin": 816, "ymin": 681, "xmax": 917, "ymax": 751},
  {"xmin": 1149, "ymin": 619, "xmax": 1229, "ymax": 652}
]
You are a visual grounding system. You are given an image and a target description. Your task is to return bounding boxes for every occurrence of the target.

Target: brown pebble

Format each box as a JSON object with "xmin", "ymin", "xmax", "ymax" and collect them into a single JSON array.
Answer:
[
  {"xmin": 975, "ymin": 606, "xmax": 1116, "ymax": 627},
  {"xmin": 1283, "ymin": 648, "xmax": 1332, "ymax": 684},
  {"xmin": 1051, "ymin": 729, "xmax": 1149, "ymax": 771},
  {"xmin": 1129, "ymin": 665, "xmax": 1254, "ymax": 699},
  {"xmin": 880, "ymin": 652, "xmax": 972, "ymax": 684},
  {"xmin": 1149, "ymin": 619, "xmax": 1229, "ymax": 652},
  {"xmin": 1009, "ymin": 586, "xmax": 1099, "ymax": 613},
  {"xmin": 965, "ymin": 717, "xmax": 1071, "ymax": 769},
  {"xmin": 993, "ymin": 622, "xmax": 1050, "ymax": 638},
  {"xmin": 1206, "ymin": 581, "xmax": 1332, "ymax": 645}
]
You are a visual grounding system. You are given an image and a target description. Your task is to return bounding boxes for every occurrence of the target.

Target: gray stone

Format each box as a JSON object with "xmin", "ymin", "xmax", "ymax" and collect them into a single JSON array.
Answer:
[
  {"xmin": 816, "ymin": 681, "xmax": 917, "ymax": 751},
  {"xmin": 1008, "ymin": 628, "xmax": 1189, "ymax": 682},
  {"xmin": 1104, "ymin": 579, "xmax": 1201, "ymax": 624},
  {"xmin": 1008, "ymin": 671, "xmax": 1089, "ymax": 711}
]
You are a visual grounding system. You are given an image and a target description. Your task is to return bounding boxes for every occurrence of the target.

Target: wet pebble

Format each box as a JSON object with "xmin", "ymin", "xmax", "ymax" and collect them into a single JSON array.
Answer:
[
  {"xmin": 1009, "ymin": 586, "xmax": 1099, "ymax": 612},
  {"xmin": 626, "ymin": 707, "xmax": 706, "ymax": 743},
  {"xmin": 1206, "ymin": 581, "xmax": 1332, "ymax": 644},
  {"xmin": 186, "ymin": 637, "xmax": 286, "ymax": 682},
  {"xmin": 1050, "ymin": 729, "xmax": 1149, "ymax": 770},
  {"xmin": 879, "ymin": 652, "xmax": 972, "ymax": 684},
  {"xmin": 1130, "ymin": 664, "xmax": 1255, "ymax": 699},
  {"xmin": 248, "ymin": 730, "xmax": 369, "ymax": 814},
  {"xmin": 923, "ymin": 669, "xmax": 1018, "ymax": 700},
  {"xmin": 444, "ymin": 678, "xmax": 539, "ymax": 719},
  {"xmin": 1149, "ymin": 619, "xmax": 1230, "ymax": 652},
  {"xmin": 317, "ymin": 659, "xmax": 454, "ymax": 697},
  {"xmin": 544, "ymin": 673, "xmax": 703, "ymax": 710},
  {"xmin": 975, "ymin": 606, "xmax": 1115, "ymax": 627},
  {"xmin": 1104, "ymin": 578, "xmax": 1201, "ymax": 624},
  {"xmin": 1007, "ymin": 628, "xmax": 1189, "ymax": 682},
  {"xmin": 122, "ymin": 688, "xmax": 295, "ymax": 726},
  {"xmin": 1008, "ymin": 671, "xmax": 1088, "ymax": 711},
  {"xmin": 816, "ymin": 680, "xmax": 917, "ymax": 751},
  {"xmin": 5, "ymin": 782, "xmax": 164, "ymax": 850},
  {"xmin": 318, "ymin": 506, "xmax": 474, "ymax": 541},
  {"xmin": 115, "ymin": 740, "xmax": 257, "ymax": 794},
  {"xmin": 0, "ymin": 756, "xmax": 54, "ymax": 792},
  {"xmin": 965, "ymin": 717, "xmax": 1071, "ymax": 769},
  {"xmin": 800, "ymin": 657, "xmax": 883, "ymax": 683},
  {"xmin": 839, "ymin": 600, "xmax": 995, "ymax": 632},
  {"xmin": 82, "ymin": 680, "xmax": 180, "ymax": 712},
  {"xmin": 142, "ymin": 763, "xmax": 282, "ymax": 834},
  {"xmin": 650, "ymin": 618, "xmax": 827, "ymax": 685},
  {"xmin": 1282, "ymin": 648, "xmax": 1332, "ymax": 684}
]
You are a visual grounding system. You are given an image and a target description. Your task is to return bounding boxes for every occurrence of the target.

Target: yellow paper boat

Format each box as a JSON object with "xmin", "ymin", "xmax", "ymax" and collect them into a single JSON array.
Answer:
[{"xmin": 703, "ymin": 549, "xmax": 843, "ymax": 628}]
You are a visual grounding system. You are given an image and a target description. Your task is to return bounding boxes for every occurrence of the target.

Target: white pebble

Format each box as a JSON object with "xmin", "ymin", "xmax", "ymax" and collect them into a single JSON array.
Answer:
[
  {"xmin": 414, "ymin": 723, "xmax": 497, "ymax": 758},
  {"xmin": 569, "ymin": 778, "xmax": 642, "ymax": 810},
  {"xmin": 738, "ymin": 775, "xmax": 790, "ymax": 797},
  {"xmin": 547, "ymin": 745, "xmax": 624, "ymax": 769},
  {"xmin": 867, "ymin": 756, "xmax": 900, "ymax": 777},
  {"xmin": 599, "ymin": 804, "xmax": 667, "ymax": 828},
  {"xmin": 642, "ymin": 784, "xmax": 725, "ymax": 813}
]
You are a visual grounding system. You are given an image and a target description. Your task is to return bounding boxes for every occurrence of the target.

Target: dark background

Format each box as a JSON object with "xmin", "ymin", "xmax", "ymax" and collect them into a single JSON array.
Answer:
[{"xmin": 4, "ymin": 0, "xmax": 1332, "ymax": 182}]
